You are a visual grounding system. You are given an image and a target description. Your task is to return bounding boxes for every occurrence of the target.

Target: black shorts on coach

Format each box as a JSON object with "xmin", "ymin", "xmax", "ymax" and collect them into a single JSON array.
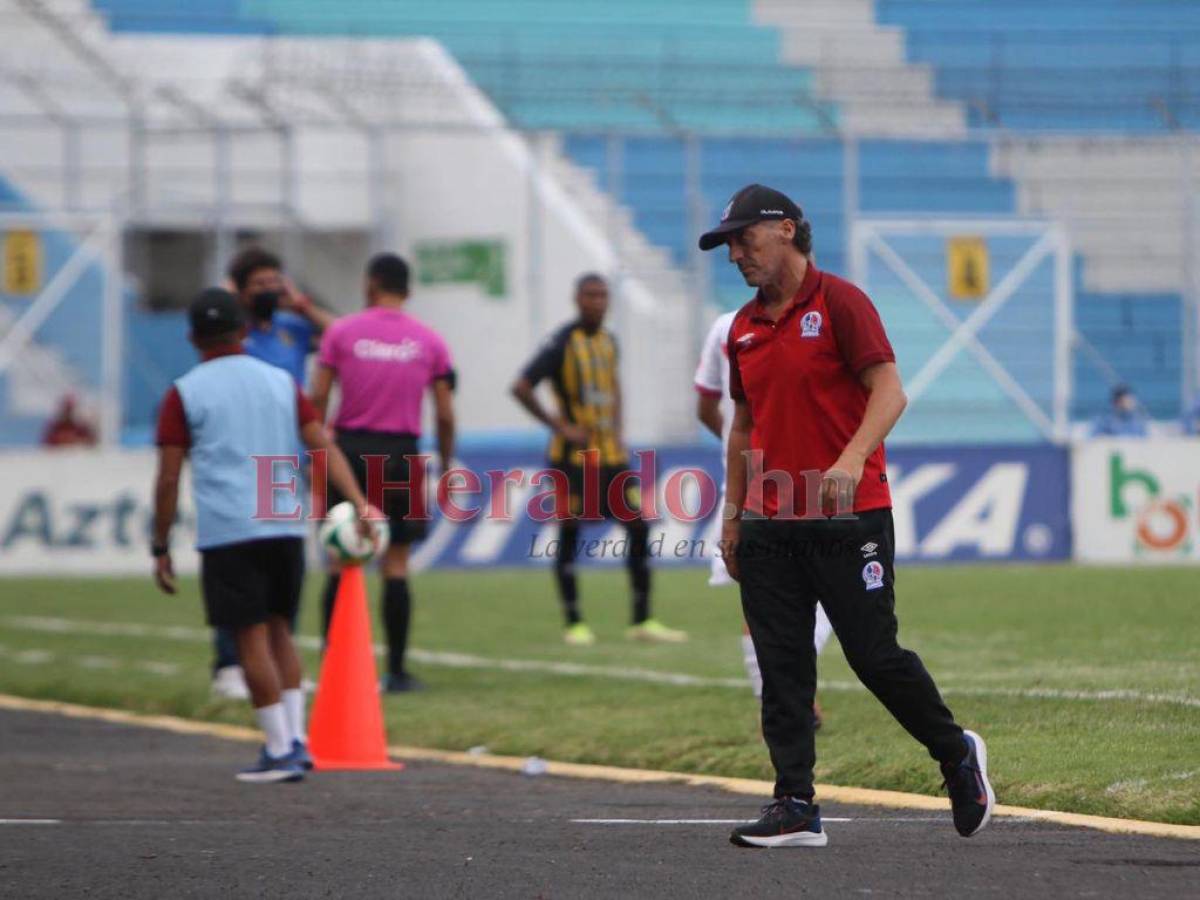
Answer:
[
  {"xmin": 200, "ymin": 536, "xmax": 305, "ymax": 629},
  {"xmin": 329, "ymin": 428, "xmax": 428, "ymax": 545}
]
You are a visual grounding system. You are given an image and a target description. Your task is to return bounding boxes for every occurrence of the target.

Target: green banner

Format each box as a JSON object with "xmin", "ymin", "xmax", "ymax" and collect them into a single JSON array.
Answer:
[{"xmin": 415, "ymin": 239, "xmax": 506, "ymax": 298}]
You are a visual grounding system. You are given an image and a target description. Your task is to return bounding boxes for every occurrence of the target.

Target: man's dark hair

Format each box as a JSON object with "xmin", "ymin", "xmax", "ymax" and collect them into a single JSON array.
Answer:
[
  {"xmin": 792, "ymin": 218, "xmax": 814, "ymax": 256},
  {"xmin": 367, "ymin": 253, "xmax": 410, "ymax": 295},
  {"xmin": 575, "ymin": 272, "xmax": 607, "ymax": 294},
  {"xmin": 227, "ymin": 247, "xmax": 282, "ymax": 292},
  {"xmin": 193, "ymin": 329, "xmax": 241, "ymax": 349}
]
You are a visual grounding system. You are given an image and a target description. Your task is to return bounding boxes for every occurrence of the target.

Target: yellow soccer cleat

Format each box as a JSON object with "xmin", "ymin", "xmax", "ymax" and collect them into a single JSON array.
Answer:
[
  {"xmin": 626, "ymin": 618, "xmax": 688, "ymax": 643},
  {"xmin": 564, "ymin": 623, "xmax": 596, "ymax": 646}
]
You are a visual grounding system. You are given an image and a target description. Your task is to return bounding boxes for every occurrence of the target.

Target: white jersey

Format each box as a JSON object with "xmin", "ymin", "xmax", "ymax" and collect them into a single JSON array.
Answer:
[{"xmin": 693, "ymin": 311, "xmax": 737, "ymax": 463}]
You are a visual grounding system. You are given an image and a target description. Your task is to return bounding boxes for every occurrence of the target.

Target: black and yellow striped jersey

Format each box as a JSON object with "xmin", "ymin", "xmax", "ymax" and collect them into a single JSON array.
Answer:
[{"xmin": 519, "ymin": 320, "xmax": 626, "ymax": 466}]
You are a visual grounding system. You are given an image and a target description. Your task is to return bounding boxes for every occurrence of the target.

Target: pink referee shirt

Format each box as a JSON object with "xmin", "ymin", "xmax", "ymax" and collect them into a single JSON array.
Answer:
[{"xmin": 318, "ymin": 306, "xmax": 453, "ymax": 435}]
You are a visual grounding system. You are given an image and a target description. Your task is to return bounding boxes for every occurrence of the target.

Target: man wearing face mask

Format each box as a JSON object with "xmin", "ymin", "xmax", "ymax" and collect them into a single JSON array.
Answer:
[
  {"xmin": 230, "ymin": 247, "xmax": 334, "ymax": 387},
  {"xmin": 206, "ymin": 247, "xmax": 335, "ymax": 700}
]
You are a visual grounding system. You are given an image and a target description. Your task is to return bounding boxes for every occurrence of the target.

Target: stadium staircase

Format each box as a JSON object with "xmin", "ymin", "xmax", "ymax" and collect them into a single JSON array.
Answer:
[{"xmin": 754, "ymin": 0, "xmax": 964, "ymax": 136}]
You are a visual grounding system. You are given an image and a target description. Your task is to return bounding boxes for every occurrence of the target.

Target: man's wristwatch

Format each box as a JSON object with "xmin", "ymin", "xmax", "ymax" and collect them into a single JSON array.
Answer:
[{"xmin": 151, "ymin": 543, "xmax": 170, "ymax": 558}]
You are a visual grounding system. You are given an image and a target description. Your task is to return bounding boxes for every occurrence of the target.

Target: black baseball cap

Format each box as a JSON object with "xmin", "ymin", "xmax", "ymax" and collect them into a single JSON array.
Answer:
[
  {"xmin": 189, "ymin": 288, "xmax": 244, "ymax": 338},
  {"xmin": 698, "ymin": 184, "xmax": 804, "ymax": 251}
]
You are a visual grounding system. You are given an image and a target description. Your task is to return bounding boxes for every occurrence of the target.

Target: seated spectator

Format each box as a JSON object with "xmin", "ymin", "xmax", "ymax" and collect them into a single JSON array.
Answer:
[
  {"xmin": 1092, "ymin": 384, "xmax": 1149, "ymax": 438},
  {"xmin": 42, "ymin": 393, "xmax": 97, "ymax": 447}
]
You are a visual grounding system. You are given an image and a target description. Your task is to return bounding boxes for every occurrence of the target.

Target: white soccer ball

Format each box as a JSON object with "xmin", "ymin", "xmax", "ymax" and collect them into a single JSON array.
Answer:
[{"xmin": 318, "ymin": 501, "xmax": 388, "ymax": 564}]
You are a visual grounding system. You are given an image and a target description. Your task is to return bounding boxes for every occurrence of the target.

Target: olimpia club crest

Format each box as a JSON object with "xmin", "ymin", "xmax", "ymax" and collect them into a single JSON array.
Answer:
[
  {"xmin": 862, "ymin": 560, "xmax": 884, "ymax": 591},
  {"xmin": 800, "ymin": 310, "xmax": 822, "ymax": 338}
]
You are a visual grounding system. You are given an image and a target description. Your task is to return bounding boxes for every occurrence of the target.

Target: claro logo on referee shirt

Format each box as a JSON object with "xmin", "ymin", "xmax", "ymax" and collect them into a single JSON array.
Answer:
[{"xmin": 353, "ymin": 337, "xmax": 422, "ymax": 362}]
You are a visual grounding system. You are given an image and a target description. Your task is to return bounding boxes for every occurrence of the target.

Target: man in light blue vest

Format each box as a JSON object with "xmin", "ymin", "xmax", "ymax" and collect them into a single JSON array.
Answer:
[{"xmin": 152, "ymin": 288, "xmax": 373, "ymax": 783}]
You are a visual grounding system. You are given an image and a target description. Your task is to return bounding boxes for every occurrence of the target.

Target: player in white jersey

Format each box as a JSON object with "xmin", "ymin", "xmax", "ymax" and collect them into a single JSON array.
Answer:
[{"xmin": 694, "ymin": 311, "xmax": 833, "ymax": 722}]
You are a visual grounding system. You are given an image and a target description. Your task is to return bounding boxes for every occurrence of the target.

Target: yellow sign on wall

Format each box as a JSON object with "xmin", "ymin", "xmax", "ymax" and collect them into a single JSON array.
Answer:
[
  {"xmin": 3, "ymin": 229, "xmax": 42, "ymax": 295},
  {"xmin": 947, "ymin": 236, "xmax": 989, "ymax": 300}
]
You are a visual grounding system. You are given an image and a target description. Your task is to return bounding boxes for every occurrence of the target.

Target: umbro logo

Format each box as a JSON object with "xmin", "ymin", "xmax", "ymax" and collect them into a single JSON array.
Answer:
[
  {"xmin": 736, "ymin": 333, "xmax": 755, "ymax": 346},
  {"xmin": 860, "ymin": 542, "xmax": 878, "ymax": 558}
]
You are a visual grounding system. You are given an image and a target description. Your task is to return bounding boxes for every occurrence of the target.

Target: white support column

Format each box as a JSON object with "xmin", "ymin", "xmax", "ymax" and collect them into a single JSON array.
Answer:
[
  {"xmin": 1052, "ymin": 224, "xmax": 1073, "ymax": 441},
  {"xmin": 99, "ymin": 217, "xmax": 124, "ymax": 447},
  {"xmin": 842, "ymin": 135, "xmax": 860, "ymax": 276}
]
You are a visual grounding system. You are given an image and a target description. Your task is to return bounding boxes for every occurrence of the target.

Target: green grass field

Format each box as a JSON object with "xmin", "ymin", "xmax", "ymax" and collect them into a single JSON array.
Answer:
[{"xmin": 1, "ymin": 565, "xmax": 1197, "ymax": 825}]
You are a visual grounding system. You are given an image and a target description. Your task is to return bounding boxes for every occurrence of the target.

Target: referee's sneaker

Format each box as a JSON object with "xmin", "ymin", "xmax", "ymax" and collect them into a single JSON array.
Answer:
[{"xmin": 699, "ymin": 185, "xmax": 994, "ymax": 846}]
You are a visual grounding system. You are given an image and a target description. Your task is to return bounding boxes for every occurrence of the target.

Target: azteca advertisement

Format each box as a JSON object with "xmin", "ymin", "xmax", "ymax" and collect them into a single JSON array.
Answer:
[
  {"xmin": 0, "ymin": 445, "xmax": 1070, "ymax": 575},
  {"xmin": 1072, "ymin": 439, "xmax": 1200, "ymax": 564},
  {"xmin": 0, "ymin": 450, "xmax": 201, "ymax": 576}
]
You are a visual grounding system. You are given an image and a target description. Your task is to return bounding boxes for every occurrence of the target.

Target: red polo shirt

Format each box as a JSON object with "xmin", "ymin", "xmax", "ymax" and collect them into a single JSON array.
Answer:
[{"xmin": 727, "ymin": 263, "xmax": 895, "ymax": 519}]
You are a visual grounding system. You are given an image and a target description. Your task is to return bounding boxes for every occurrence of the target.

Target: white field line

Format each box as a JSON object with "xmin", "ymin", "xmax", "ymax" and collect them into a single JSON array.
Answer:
[
  {"xmin": 0, "ymin": 639, "xmax": 180, "ymax": 677},
  {"xmin": 1107, "ymin": 770, "xmax": 1199, "ymax": 794},
  {"xmin": 4, "ymin": 615, "xmax": 1200, "ymax": 711},
  {"xmin": 0, "ymin": 819, "xmax": 62, "ymax": 825},
  {"xmin": 0, "ymin": 818, "xmax": 249, "ymax": 827},
  {"xmin": 568, "ymin": 817, "xmax": 979, "ymax": 825}
]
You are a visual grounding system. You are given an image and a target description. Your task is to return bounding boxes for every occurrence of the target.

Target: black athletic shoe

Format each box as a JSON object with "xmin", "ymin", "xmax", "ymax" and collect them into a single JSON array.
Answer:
[
  {"xmin": 730, "ymin": 797, "xmax": 828, "ymax": 848},
  {"xmin": 941, "ymin": 729, "xmax": 995, "ymax": 837},
  {"xmin": 382, "ymin": 672, "xmax": 425, "ymax": 693}
]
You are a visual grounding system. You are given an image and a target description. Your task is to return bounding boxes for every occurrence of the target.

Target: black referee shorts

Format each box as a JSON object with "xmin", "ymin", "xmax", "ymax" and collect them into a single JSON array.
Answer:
[
  {"xmin": 200, "ymin": 536, "xmax": 305, "ymax": 630},
  {"xmin": 329, "ymin": 429, "xmax": 428, "ymax": 545}
]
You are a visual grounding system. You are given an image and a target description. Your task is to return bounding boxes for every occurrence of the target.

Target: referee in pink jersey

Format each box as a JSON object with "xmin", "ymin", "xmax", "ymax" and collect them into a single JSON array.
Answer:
[{"xmin": 310, "ymin": 254, "xmax": 456, "ymax": 693}]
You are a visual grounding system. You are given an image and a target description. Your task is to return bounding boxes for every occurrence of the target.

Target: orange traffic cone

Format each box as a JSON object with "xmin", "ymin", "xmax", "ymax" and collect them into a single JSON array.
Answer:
[{"xmin": 308, "ymin": 564, "xmax": 403, "ymax": 771}]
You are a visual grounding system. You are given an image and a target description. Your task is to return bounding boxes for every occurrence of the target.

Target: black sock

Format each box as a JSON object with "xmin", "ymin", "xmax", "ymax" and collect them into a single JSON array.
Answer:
[
  {"xmin": 321, "ymin": 574, "xmax": 341, "ymax": 641},
  {"xmin": 383, "ymin": 578, "xmax": 412, "ymax": 677},
  {"xmin": 627, "ymin": 522, "xmax": 651, "ymax": 624},
  {"xmin": 555, "ymin": 523, "xmax": 581, "ymax": 626}
]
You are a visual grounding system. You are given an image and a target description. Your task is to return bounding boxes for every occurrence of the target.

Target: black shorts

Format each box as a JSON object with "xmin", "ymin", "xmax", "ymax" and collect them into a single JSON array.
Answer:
[
  {"xmin": 562, "ymin": 462, "xmax": 642, "ymax": 520},
  {"xmin": 200, "ymin": 536, "xmax": 305, "ymax": 630},
  {"xmin": 330, "ymin": 429, "xmax": 428, "ymax": 545}
]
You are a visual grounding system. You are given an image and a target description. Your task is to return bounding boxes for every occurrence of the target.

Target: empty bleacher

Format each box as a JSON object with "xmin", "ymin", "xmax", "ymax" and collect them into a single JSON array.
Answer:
[
  {"xmin": 4, "ymin": 0, "xmax": 1187, "ymax": 443},
  {"xmin": 877, "ymin": 0, "xmax": 1200, "ymax": 131},
  {"xmin": 93, "ymin": 1, "xmax": 836, "ymax": 134}
]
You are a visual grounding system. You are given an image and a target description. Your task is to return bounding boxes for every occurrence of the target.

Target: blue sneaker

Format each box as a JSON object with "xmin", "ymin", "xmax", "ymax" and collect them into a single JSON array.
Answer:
[
  {"xmin": 236, "ymin": 747, "xmax": 305, "ymax": 784},
  {"xmin": 730, "ymin": 797, "xmax": 828, "ymax": 848},
  {"xmin": 941, "ymin": 729, "xmax": 995, "ymax": 837},
  {"xmin": 290, "ymin": 739, "xmax": 314, "ymax": 771}
]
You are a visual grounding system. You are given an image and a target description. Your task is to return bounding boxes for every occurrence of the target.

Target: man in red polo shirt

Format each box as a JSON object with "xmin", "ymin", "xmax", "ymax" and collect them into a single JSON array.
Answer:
[{"xmin": 700, "ymin": 185, "xmax": 994, "ymax": 848}]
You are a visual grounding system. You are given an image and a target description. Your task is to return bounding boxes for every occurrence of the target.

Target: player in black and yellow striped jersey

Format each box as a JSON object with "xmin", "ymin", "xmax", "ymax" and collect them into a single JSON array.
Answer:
[{"xmin": 511, "ymin": 274, "xmax": 687, "ymax": 646}]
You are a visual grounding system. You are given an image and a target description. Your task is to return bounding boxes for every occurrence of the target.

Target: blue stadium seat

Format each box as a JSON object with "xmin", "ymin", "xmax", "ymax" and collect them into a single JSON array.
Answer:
[
  {"xmin": 878, "ymin": 0, "xmax": 1200, "ymax": 131},
  {"xmin": 93, "ymin": 1, "xmax": 830, "ymax": 136}
]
